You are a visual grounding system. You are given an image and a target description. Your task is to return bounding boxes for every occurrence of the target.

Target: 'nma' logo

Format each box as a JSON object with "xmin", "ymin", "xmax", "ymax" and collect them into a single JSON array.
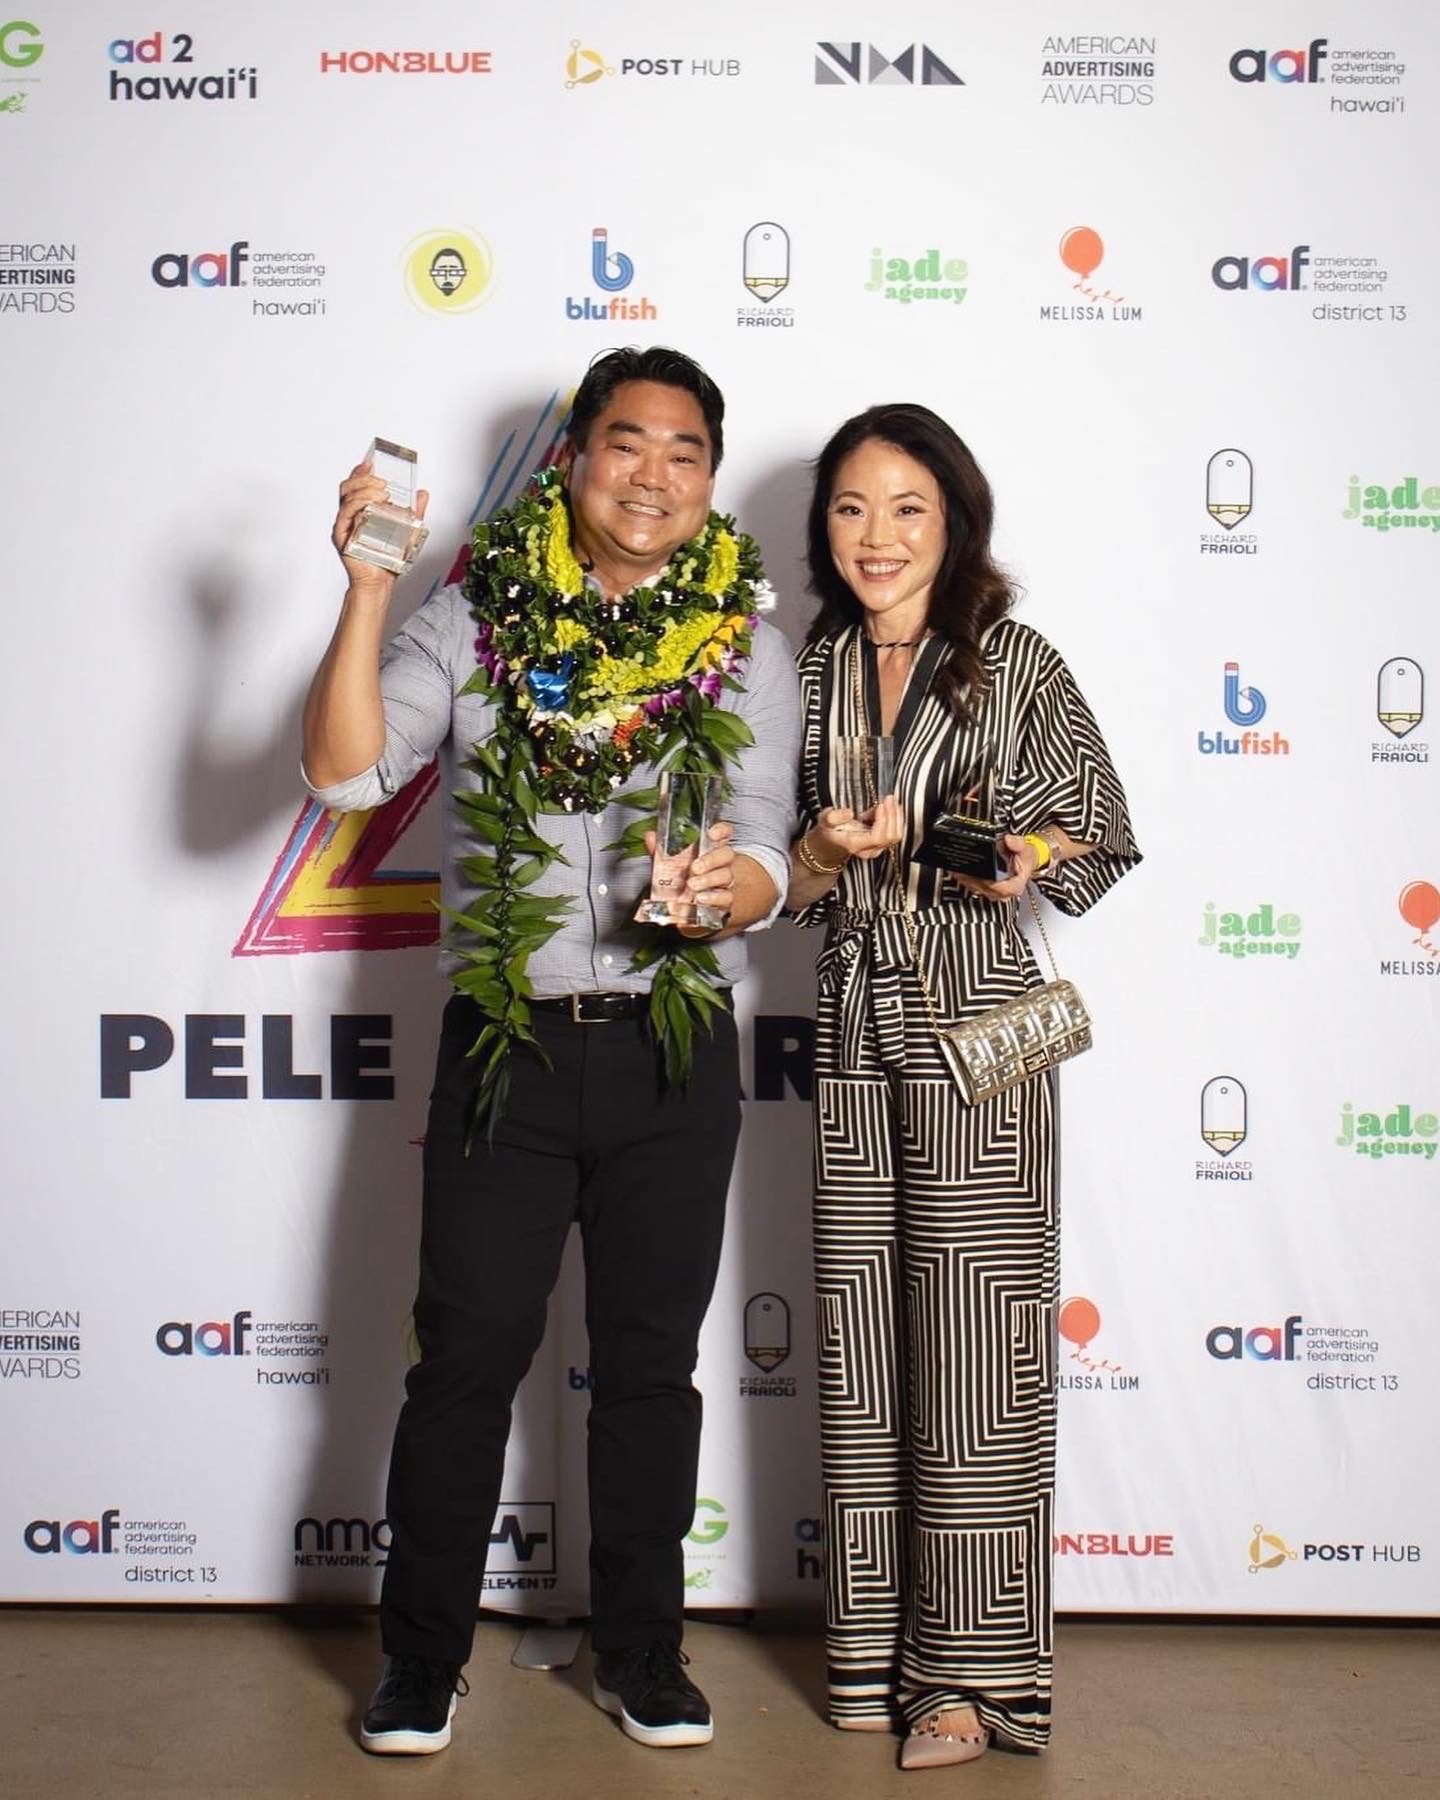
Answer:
[{"xmin": 815, "ymin": 42, "xmax": 962, "ymax": 85}]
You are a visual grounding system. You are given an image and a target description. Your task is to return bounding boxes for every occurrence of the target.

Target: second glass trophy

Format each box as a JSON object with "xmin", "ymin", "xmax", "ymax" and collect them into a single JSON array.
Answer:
[
  {"xmin": 636, "ymin": 773, "xmax": 725, "ymax": 929},
  {"xmin": 344, "ymin": 438, "xmax": 430, "ymax": 575}
]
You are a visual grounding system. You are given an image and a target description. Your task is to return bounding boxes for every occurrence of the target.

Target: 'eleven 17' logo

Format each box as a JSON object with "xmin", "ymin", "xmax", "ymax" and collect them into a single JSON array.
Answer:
[{"xmin": 234, "ymin": 395, "xmax": 569, "ymax": 957}]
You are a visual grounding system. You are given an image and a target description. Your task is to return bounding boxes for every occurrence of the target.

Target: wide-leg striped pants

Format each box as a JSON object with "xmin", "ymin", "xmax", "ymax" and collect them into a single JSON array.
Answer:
[{"xmin": 813, "ymin": 904, "xmax": 1057, "ymax": 1749}]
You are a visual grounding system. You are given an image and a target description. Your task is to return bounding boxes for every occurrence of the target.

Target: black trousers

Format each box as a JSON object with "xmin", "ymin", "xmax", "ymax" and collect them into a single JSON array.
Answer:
[{"xmin": 379, "ymin": 994, "xmax": 740, "ymax": 1666}]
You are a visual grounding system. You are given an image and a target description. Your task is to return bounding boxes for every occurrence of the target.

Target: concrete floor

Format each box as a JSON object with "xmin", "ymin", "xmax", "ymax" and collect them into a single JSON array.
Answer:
[{"xmin": 2, "ymin": 1609, "xmax": 1435, "ymax": 1800}]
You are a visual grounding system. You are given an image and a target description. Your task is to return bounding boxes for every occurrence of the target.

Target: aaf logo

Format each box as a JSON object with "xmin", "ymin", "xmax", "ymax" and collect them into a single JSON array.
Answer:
[
  {"xmin": 1205, "ymin": 1315, "xmax": 1303, "ymax": 1361},
  {"xmin": 156, "ymin": 1311, "xmax": 251, "ymax": 1356},
  {"xmin": 1248, "ymin": 1524, "xmax": 1299, "ymax": 1572},
  {"xmin": 815, "ymin": 41, "xmax": 962, "ymax": 86},
  {"xmin": 1199, "ymin": 1076, "xmax": 1251, "ymax": 1176},
  {"xmin": 1197, "ymin": 664, "xmax": 1288, "ymax": 758},
  {"xmin": 402, "ymin": 225, "xmax": 494, "ymax": 316},
  {"xmin": 566, "ymin": 226, "xmax": 655, "ymax": 323},
  {"xmin": 1229, "ymin": 40, "xmax": 1327, "ymax": 83},
  {"xmin": 235, "ymin": 394, "xmax": 569, "ymax": 960},
  {"xmin": 151, "ymin": 240, "xmax": 248, "ymax": 288},
  {"xmin": 488, "ymin": 1502, "xmax": 555, "ymax": 1574},
  {"xmin": 743, "ymin": 222, "xmax": 789, "ymax": 303},
  {"xmin": 24, "ymin": 1510, "xmax": 119, "ymax": 1554},
  {"xmin": 1211, "ymin": 245, "xmax": 1310, "ymax": 291}
]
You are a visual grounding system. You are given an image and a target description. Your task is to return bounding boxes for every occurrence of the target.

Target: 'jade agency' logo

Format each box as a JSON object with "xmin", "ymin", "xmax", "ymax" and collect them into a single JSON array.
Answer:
[
  {"xmin": 1198, "ymin": 902, "xmax": 1302, "ymax": 960},
  {"xmin": 866, "ymin": 246, "xmax": 968, "ymax": 307},
  {"xmin": 402, "ymin": 226, "xmax": 494, "ymax": 315},
  {"xmin": 1343, "ymin": 476, "xmax": 1440, "ymax": 535},
  {"xmin": 1337, "ymin": 1101, "xmax": 1439, "ymax": 1162}
]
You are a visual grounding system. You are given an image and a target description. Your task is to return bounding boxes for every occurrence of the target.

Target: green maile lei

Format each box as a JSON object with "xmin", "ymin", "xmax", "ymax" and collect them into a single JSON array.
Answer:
[{"xmin": 451, "ymin": 465, "xmax": 772, "ymax": 1134}]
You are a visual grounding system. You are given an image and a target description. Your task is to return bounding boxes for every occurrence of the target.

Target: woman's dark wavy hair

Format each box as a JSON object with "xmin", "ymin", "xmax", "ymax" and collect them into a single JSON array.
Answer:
[{"xmin": 805, "ymin": 404, "xmax": 1015, "ymax": 718}]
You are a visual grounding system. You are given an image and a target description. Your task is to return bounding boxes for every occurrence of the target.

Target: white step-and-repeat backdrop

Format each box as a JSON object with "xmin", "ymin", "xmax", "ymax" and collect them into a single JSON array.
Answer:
[{"xmin": 5, "ymin": 3, "xmax": 1436, "ymax": 1618}]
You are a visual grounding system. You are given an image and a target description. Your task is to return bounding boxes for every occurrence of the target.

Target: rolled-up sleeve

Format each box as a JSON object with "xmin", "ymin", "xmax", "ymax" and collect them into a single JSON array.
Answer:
[
  {"xmin": 727, "ymin": 619, "xmax": 802, "ymax": 930},
  {"xmin": 302, "ymin": 583, "xmax": 469, "ymax": 813}
]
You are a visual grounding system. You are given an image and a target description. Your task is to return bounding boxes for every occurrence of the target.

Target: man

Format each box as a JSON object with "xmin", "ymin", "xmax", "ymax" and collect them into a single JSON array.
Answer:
[{"xmin": 303, "ymin": 347, "xmax": 799, "ymax": 1755}]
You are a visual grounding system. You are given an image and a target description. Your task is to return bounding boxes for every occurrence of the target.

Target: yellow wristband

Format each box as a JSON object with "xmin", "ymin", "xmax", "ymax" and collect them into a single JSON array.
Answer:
[{"xmin": 1023, "ymin": 832, "xmax": 1052, "ymax": 871}]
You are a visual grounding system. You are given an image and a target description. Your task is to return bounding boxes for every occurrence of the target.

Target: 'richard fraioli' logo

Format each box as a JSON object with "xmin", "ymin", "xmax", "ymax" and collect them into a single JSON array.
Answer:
[{"xmin": 741, "ymin": 1293, "xmax": 795, "ymax": 1398}]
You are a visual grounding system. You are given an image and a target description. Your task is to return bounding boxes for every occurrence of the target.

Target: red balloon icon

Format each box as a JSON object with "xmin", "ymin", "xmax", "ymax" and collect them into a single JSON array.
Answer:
[
  {"xmin": 1058, "ymin": 1296, "xmax": 1101, "ymax": 1349},
  {"xmin": 1059, "ymin": 226, "xmax": 1104, "ymax": 281},
  {"xmin": 1398, "ymin": 881, "xmax": 1440, "ymax": 934}
]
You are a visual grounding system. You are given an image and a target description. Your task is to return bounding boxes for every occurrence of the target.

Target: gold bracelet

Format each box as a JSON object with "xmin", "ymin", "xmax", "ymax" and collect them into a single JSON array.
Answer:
[
  {"xmin": 795, "ymin": 833, "xmax": 846, "ymax": 877},
  {"xmin": 1022, "ymin": 832, "xmax": 1052, "ymax": 871}
]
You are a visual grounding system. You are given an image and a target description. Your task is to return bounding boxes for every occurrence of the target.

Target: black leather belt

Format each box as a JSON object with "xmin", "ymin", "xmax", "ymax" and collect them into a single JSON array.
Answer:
[{"xmin": 532, "ymin": 992, "xmax": 647, "ymax": 1023}]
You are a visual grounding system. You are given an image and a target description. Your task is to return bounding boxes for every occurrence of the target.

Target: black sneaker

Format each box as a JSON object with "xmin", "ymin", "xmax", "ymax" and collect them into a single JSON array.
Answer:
[
  {"xmin": 592, "ymin": 1641, "xmax": 713, "ymax": 1747},
  {"xmin": 359, "ymin": 1653, "xmax": 466, "ymax": 1755}
]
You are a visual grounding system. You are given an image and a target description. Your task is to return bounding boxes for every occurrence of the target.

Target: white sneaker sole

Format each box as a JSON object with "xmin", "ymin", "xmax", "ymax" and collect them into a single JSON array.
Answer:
[
  {"xmin": 592, "ymin": 1678, "xmax": 714, "ymax": 1747},
  {"xmin": 359, "ymin": 1693, "xmax": 456, "ymax": 1755}
]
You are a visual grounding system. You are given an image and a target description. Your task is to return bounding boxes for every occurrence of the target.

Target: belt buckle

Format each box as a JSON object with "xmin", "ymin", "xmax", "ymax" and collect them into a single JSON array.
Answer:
[{"xmin": 571, "ymin": 992, "xmax": 620, "ymax": 1023}]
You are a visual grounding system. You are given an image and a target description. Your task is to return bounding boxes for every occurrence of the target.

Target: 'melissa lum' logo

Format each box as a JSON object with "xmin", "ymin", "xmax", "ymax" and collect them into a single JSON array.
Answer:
[
  {"xmin": 1197, "ymin": 662, "xmax": 1289, "ymax": 757},
  {"xmin": 1056, "ymin": 1296, "xmax": 1137, "ymax": 1392},
  {"xmin": 1198, "ymin": 901, "xmax": 1301, "ymax": 959},
  {"xmin": 1040, "ymin": 227, "xmax": 1139, "ymax": 323},
  {"xmin": 566, "ymin": 226, "xmax": 655, "ymax": 322}
]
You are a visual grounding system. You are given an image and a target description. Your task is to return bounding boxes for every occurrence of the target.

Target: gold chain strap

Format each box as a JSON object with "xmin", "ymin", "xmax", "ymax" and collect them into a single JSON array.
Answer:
[{"xmin": 849, "ymin": 629, "xmax": 1064, "ymax": 1037}]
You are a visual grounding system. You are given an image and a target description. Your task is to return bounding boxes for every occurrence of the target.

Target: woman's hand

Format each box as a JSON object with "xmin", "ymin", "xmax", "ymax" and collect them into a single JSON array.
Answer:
[
  {"xmin": 944, "ymin": 831, "xmax": 1041, "ymax": 902},
  {"xmin": 811, "ymin": 796, "xmax": 905, "ymax": 865}
]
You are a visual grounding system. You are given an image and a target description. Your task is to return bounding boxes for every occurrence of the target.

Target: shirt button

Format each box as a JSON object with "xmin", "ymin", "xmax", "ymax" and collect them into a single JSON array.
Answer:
[
  {"xmin": 597, "ymin": 883, "xmax": 608, "ymax": 896},
  {"xmin": 601, "ymin": 954, "xmax": 614, "ymax": 968}
]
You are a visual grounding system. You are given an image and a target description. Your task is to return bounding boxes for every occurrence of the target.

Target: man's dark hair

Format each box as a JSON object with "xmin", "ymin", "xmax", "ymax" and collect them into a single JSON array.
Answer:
[{"xmin": 567, "ymin": 346, "xmax": 725, "ymax": 469}]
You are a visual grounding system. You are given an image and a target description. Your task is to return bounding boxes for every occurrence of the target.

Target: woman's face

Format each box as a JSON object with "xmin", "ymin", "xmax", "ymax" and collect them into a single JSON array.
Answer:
[{"xmin": 827, "ymin": 438, "xmax": 946, "ymax": 630}]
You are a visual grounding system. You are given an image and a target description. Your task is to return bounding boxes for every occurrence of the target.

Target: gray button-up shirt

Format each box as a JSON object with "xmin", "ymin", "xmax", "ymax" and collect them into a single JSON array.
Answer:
[{"xmin": 305, "ymin": 582, "xmax": 801, "ymax": 993}]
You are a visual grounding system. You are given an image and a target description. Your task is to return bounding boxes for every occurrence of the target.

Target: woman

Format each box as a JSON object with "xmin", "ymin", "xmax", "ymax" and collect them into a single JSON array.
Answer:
[{"xmin": 786, "ymin": 405, "xmax": 1140, "ymax": 1770}]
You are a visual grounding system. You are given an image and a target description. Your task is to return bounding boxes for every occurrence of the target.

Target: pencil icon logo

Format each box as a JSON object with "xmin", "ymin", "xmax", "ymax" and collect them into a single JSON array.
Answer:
[
  {"xmin": 1377, "ymin": 658, "xmax": 1424, "ymax": 738},
  {"xmin": 1201, "ymin": 1077, "xmax": 1248, "ymax": 1156},
  {"xmin": 744, "ymin": 1293, "xmax": 791, "ymax": 1371},
  {"xmin": 743, "ymin": 223, "xmax": 789, "ymax": 302},
  {"xmin": 1223, "ymin": 663, "xmax": 1267, "ymax": 727},
  {"xmin": 1207, "ymin": 450, "xmax": 1253, "ymax": 528}
]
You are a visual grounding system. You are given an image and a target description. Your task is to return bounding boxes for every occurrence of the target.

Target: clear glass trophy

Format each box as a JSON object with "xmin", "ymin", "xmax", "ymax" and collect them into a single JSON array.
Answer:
[
  {"xmin": 832, "ymin": 735, "xmax": 895, "ymax": 823},
  {"xmin": 636, "ymin": 773, "xmax": 726, "ymax": 929},
  {"xmin": 344, "ymin": 438, "xmax": 430, "ymax": 575}
]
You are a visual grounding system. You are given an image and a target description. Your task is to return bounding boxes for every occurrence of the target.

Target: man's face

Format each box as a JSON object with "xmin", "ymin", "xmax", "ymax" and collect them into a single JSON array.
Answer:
[
  {"xmin": 563, "ymin": 380, "xmax": 715, "ymax": 585},
  {"xmin": 429, "ymin": 250, "xmax": 466, "ymax": 296}
]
